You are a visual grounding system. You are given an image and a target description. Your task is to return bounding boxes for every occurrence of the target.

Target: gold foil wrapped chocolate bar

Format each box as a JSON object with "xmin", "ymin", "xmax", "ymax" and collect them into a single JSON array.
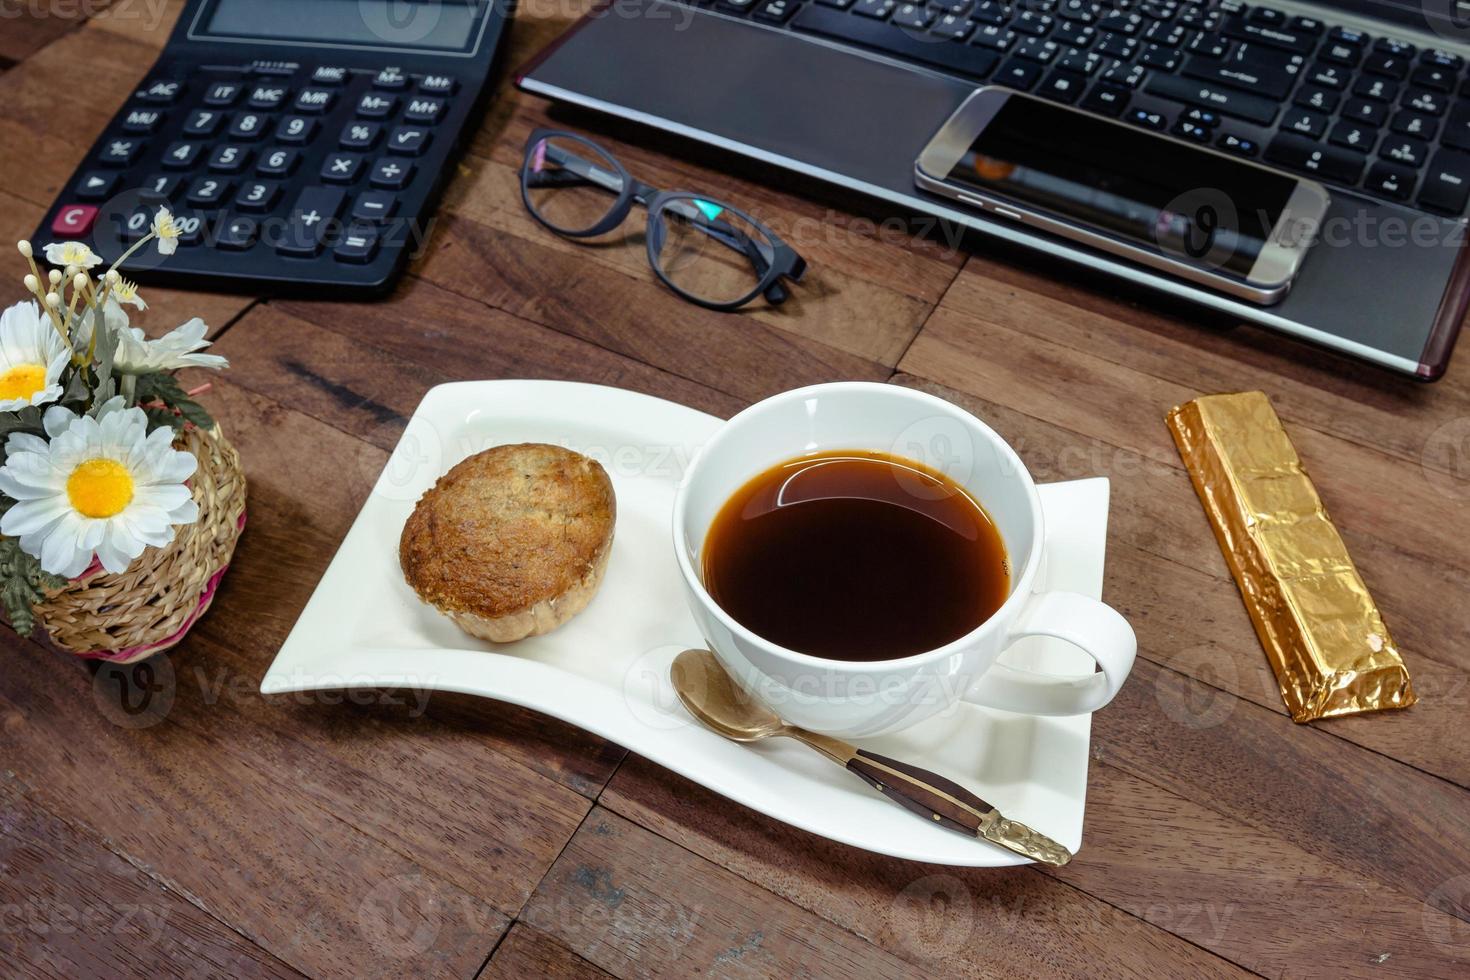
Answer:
[{"xmin": 1166, "ymin": 391, "xmax": 1416, "ymax": 723}]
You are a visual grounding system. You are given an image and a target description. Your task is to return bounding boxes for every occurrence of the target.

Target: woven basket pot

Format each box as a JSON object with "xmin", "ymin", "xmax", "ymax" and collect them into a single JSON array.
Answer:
[{"xmin": 35, "ymin": 423, "xmax": 247, "ymax": 664}]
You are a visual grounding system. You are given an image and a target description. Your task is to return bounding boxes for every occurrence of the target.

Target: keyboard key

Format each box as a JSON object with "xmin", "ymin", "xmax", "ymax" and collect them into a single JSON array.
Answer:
[
  {"xmin": 1099, "ymin": 59, "xmax": 1145, "ymax": 89},
  {"xmin": 1379, "ymin": 137, "xmax": 1429, "ymax": 168},
  {"xmin": 370, "ymin": 158, "xmax": 414, "ymax": 189},
  {"xmin": 1248, "ymin": 6, "xmax": 1285, "ymax": 26},
  {"xmin": 374, "ymin": 68, "xmax": 409, "ymax": 90},
  {"xmin": 388, "ymin": 126, "xmax": 431, "ymax": 155},
  {"xmin": 321, "ymin": 152, "xmax": 364, "ymax": 183},
  {"xmin": 136, "ymin": 79, "xmax": 184, "ymax": 104},
  {"xmin": 1181, "ymin": 53, "xmax": 1294, "ymax": 99},
  {"xmin": 1418, "ymin": 150, "xmax": 1470, "ymax": 214},
  {"xmin": 1328, "ymin": 26, "xmax": 1369, "ymax": 48},
  {"xmin": 100, "ymin": 137, "xmax": 145, "ymax": 166},
  {"xmin": 1096, "ymin": 33, "xmax": 1138, "ymax": 59},
  {"xmin": 1421, "ymin": 49, "xmax": 1464, "ymax": 70},
  {"xmin": 275, "ymin": 185, "xmax": 346, "ymax": 257},
  {"xmin": 971, "ymin": 0, "xmax": 1007, "ymax": 24},
  {"xmin": 1216, "ymin": 132, "xmax": 1259, "ymax": 156},
  {"xmin": 1266, "ymin": 133, "xmax": 1365, "ymax": 183},
  {"xmin": 170, "ymin": 210, "xmax": 204, "ymax": 247},
  {"xmin": 754, "ymin": 0, "xmax": 801, "ymax": 20},
  {"xmin": 215, "ymin": 215, "xmax": 258, "ymax": 250},
  {"xmin": 1304, "ymin": 63, "xmax": 1349, "ymax": 89},
  {"xmin": 1187, "ymin": 33, "xmax": 1229, "ymax": 59},
  {"xmin": 1182, "ymin": 107, "xmax": 1220, "ymax": 127},
  {"xmin": 139, "ymin": 174, "xmax": 180, "ymax": 198},
  {"xmin": 420, "ymin": 74, "xmax": 458, "ymax": 94},
  {"xmin": 931, "ymin": 13, "xmax": 973, "ymax": 40},
  {"xmin": 1172, "ymin": 119, "xmax": 1211, "ymax": 142},
  {"xmin": 51, "ymin": 204, "xmax": 98, "ymax": 238},
  {"xmin": 204, "ymin": 81, "xmax": 242, "ymax": 106},
  {"xmin": 183, "ymin": 109, "xmax": 224, "ymax": 137},
  {"xmin": 74, "ymin": 171, "xmax": 117, "ymax": 200},
  {"xmin": 258, "ymin": 147, "xmax": 299, "ymax": 177},
  {"xmin": 1144, "ymin": 74, "xmax": 1278, "ymax": 125},
  {"xmin": 1328, "ymin": 120, "xmax": 1376, "ymax": 153},
  {"xmin": 229, "ymin": 112, "xmax": 270, "ymax": 140},
  {"xmin": 160, "ymin": 141, "xmax": 200, "ymax": 169},
  {"xmin": 1139, "ymin": 44, "xmax": 1180, "ymax": 72},
  {"xmin": 1080, "ymin": 83, "xmax": 1129, "ymax": 116},
  {"xmin": 1444, "ymin": 104, "xmax": 1470, "ymax": 151},
  {"xmin": 335, "ymin": 225, "xmax": 380, "ymax": 264},
  {"xmin": 1364, "ymin": 161, "xmax": 1415, "ymax": 200},
  {"xmin": 1294, "ymin": 85, "xmax": 1339, "ymax": 112},
  {"xmin": 1280, "ymin": 108, "xmax": 1328, "ymax": 139},
  {"xmin": 341, "ymin": 121, "xmax": 382, "ymax": 150},
  {"xmin": 117, "ymin": 207, "xmax": 153, "ymax": 241},
  {"xmin": 276, "ymin": 115, "xmax": 319, "ymax": 144},
  {"xmin": 1363, "ymin": 51, "xmax": 1410, "ymax": 79},
  {"xmin": 791, "ymin": 6, "xmax": 999, "ymax": 78},
  {"xmin": 1056, "ymin": 49, "xmax": 1101, "ymax": 75},
  {"xmin": 186, "ymin": 176, "xmax": 231, "ymax": 207},
  {"xmin": 1410, "ymin": 64, "xmax": 1455, "ymax": 92},
  {"xmin": 994, "ymin": 58, "xmax": 1045, "ymax": 89},
  {"xmin": 312, "ymin": 66, "xmax": 350, "ymax": 85},
  {"xmin": 1015, "ymin": 38, "xmax": 1060, "ymax": 63},
  {"xmin": 1374, "ymin": 36, "xmax": 1416, "ymax": 58},
  {"xmin": 357, "ymin": 93, "xmax": 398, "ymax": 118},
  {"xmin": 1222, "ymin": 15, "xmax": 1315, "ymax": 54},
  {"xmin": 1127, "ymin": 107, "xmax": 1166, "ymax": 130},
  {"xmin": 1403, "ymin": 89, "xmax": 1447, "ymax": 115},
  {"xmin": 1039, "ymin": 70, "xmax": 1087, "ymax": 102},
  {"xmin": 352, "ymin": 191, "xmax": 397, "ymax": 222},
  {"xmin": 1013, "ymin": 11, "xmax": 1054, "ymax": 35},
  {"xmin": 973, "ymin": 25, "xmax": 1017, "ymax": 52},
  {"xmin": 1391, "ymin": 110, "xmax": 1438, "ymax": 141},
  {"xmin": 1288, "ymin": 16, "xmax": 1324, "ymax": 36},
  {"xmin": 207, "ymin": 144, "xmax": 251, "ymax": 174},
  {"xmin": 1318, "ymin": 41, "xmax": 1361, "ymax": 66},
  {"xmin": 235, "ymin": 180, "xmax": 281, "ymax": 212},
  {"xmin": 294, "ymin": 88, "xmax": 336, "ymax": 113},
  {"xmin": 851, "ymin": 0, "xmax": 896, "ymax": 17},
  {"xmin": 404, "ymin": 96, "xmax": 447, "ymax": 124},
  {"xmin": 1341, "ymin": 98, "xmax": 1388, "ymax": 127},
  {"xmin": 247, "ymin": 84, "xmax": 290, "ymax": 110},
  {"xmin": 1352, "ymin": 76, "xmax": 1397, "ymax": 102},
  {"xmin": 122, "ymin": 109, "xmax": 164, "ymax": 134}
]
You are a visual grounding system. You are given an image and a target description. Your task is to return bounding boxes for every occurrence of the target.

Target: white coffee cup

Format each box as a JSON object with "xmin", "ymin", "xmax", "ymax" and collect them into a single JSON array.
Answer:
[{"xmin": 672, "ymin": 382, "xmax": 1137, "ymax": 737}]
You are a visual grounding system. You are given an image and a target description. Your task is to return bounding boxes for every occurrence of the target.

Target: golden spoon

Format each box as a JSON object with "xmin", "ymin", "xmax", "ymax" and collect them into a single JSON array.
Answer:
[{"xmin": 670, "ymin": 649, "xmax": 1072, "ymax": 867}]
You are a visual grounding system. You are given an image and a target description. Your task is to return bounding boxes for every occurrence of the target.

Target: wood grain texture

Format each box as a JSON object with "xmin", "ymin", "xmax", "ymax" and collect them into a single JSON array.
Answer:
[{"xmin": 0, "ymin": 1, "xmax": 1468, "ymax": 977}]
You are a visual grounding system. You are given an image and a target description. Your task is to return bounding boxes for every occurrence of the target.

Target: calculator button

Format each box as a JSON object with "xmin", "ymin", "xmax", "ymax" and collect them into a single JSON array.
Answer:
[
  {"xmin": 234, "ymin": 180, "xmax": 281, "ymax": 212},
  {"xmin": 100, "ymin": 138, "xmax": 145, "ymax": 166},
  {"xmin": 161, "ymin": 141, "xmax": 201, "ymax": 169},
  {"xmin": 374, "ymin": 68, "xmax": 409, "ymax": 90},
  {"xmin": 357, "ymin": 93, "xmax": 397, "ymax": 118},
  {"xmin": 216, "ymin": 215, "xmax": 258, "ymax": 250},
  {"xmin": 140, "ymin": 174, "xmax": 181, "ymax": 198},
  {"xmin": 136, "ymin": 79, "xmax": 184, "ymax": 104},
  {"xmin": 275, "ymin": 115, "xmax": 319, "ymax": 144},
  {"xmin": 274, "ymin": 185, "xmax": 346, "ymax": 257},
  {"xmin": 258, "ymin": 147, "xmax": 299, "ymax": 177},
  {"xmin": 312, "ymin": 66, "xmax": 349, "ymax": 85},
  {"xmin": 204, "ymin": 82, "xmax": 242, "ymax": 106},
  {"xmin": 248, "ymin": 85, "xmax": 290, "ymax": 110},
  {"xmin": 294, "ymin": 88, "xmax": 336, "ymax": 113},
  {"xmin": 208, "ymin": 144, "xmax": 252, "ymax": 173},
  {"xmin": 172, "ymin": 211, "xmax": 204, "ymax": 246},
  {"xmin": 340, "ymin": 121, "xmax": 381, "ymax": 150},
  {"xmin": 334, "ymin": 225, "xmax": 380, "ymax": 264},
  {"xmin": 118, "ymin": 208, "xmax": 153, "ymax": 240},
  {"xmin": 186, "ymin": 177, "xmax": 231, "ymax": 207},
  {"xmin": 351, "ymin": 190, "xmax": 396, "ymax": 222},
  {"xmin": 51, "ymin": 205, "xmax": 98, "ymax": 238},
  {"xmin": 229, "ymin": 112, "xmax": 270, "ymax": 140},
  {"xmin": 122, "ymin": 109, "xmax": 164, "ymax": 134},
  {"xmin": 183, "ymin": 109, "xmax": 224, "ymax": 137},
  {"xmin": 75, "ymin": 172, "xmax": 118, "ymax": 200},
  {"xmin": 322, "ymin": 152, "xmax": 363, "ymax": 183},
  {"xmin": 404, "ymin": 97, "xmax": 445, "ymax": 124},
  {"xmin": 370, "ymin": 159, "xmax": 413, "ymax": 189},
  {"xmin": 388, "ymin": 126, "xmax": 430, "ymax": 155},
  {"xmin": 419, "ymin": 74, "xmax": 457, "ymax": 94}
]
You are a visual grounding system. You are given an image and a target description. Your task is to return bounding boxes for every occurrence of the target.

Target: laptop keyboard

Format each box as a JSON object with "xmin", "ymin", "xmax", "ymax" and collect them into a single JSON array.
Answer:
[{"xmin": 683, "ymin": 0, "xmax": 1470, "ymax": 216}]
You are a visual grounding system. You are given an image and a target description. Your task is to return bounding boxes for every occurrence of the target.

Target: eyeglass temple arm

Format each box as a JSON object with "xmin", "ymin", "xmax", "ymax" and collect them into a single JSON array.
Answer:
[{"xmin": 529, "ymin": 143, "xmax": 626, "ymax": 194}]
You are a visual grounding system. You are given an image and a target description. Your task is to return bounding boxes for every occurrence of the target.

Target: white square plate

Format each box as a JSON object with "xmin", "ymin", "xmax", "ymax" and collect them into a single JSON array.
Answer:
[{"xmin": 262, "ymin": 381, "xmax": 1107, "ymax": 866}]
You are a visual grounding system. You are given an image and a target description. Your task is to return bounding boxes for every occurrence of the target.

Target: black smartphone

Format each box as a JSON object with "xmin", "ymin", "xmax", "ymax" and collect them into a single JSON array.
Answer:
[{"xmin": 915, "ymin": 88, "xmax": 1332, "ymax": 304}]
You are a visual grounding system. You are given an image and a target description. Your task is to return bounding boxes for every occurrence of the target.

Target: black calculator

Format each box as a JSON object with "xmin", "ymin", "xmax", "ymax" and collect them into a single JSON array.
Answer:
[{"xmin": 38, "ymin": 0, "xmax": 512, "ymax": 297}]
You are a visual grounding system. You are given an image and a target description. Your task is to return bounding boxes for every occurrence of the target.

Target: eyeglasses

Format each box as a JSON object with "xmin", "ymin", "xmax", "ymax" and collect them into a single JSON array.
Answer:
[{"xmin": 520, "ymin": 129, "xmax": 807, "ymax": 311}]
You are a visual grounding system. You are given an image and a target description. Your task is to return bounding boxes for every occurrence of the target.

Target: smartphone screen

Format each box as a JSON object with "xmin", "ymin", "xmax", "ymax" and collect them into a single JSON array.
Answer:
[{"xmin": 942, "ymin": 96, "xmax": 1301, "ymax": 278}]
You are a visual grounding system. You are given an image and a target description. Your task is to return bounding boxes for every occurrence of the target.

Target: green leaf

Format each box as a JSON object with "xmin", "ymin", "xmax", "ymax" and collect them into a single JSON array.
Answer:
[
  {"xmin": 134, "ymin": 372, "xmax": 214, "ymax": 430},
  {"xmin": 143, "ymin": 406, "xmax": 186, "ymax": 435},
  {"xmin": 0, "ymin": 536, "xmax": 64, "ymax": 637}
]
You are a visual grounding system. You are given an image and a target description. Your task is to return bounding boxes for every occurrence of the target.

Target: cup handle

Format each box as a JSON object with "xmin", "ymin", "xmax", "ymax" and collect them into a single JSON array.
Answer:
[{"xmin": 961, "ymin": 591, "xmax": 1137, "ymax": 716}]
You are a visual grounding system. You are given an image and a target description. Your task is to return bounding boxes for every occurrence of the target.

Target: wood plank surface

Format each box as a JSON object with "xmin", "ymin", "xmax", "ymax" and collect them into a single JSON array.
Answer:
[{"xmin": 0, "ymin": 1, "xmax": 1468, "ymax": 978}]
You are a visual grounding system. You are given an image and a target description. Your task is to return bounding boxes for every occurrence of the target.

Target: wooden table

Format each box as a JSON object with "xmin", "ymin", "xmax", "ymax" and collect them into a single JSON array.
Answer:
[{"xmin": 1, "ymin": 4, "xmax": 1467, "ymax": 977}]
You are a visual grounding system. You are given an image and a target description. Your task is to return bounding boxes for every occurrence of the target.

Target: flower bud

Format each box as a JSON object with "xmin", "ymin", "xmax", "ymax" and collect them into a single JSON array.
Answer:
[
  {"xmin": 23, "ymin": 274, "xmax": 38, "ymax": 292},
  {"xmin": 16, "ymin": 240, "xmax": 31, "ymax": 258},
  {"xmin": 45, "ymin": 292, "xmax": 60, "ymax": 308},
  {"xmin": 47, "ymin": 269, "xmax": 61, "ymax": 286}
]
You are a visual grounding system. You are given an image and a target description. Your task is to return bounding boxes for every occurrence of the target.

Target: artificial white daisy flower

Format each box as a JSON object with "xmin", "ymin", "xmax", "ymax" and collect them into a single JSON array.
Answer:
[
  {"xmin": 0, "ymin": 399, "xmax": 198, "ymax": 577},
  {"xmin": 0, "ymin": 300, "xmax": 71, "ymax": 413},
  {"xmin": 114, "ymin": 317, "xmax": 227, "ymax": 373},
  {"xmin": 42, "ymin": 241, "xmax": 102, "ymax": 271},
  {"xmin": 111, "ymin": 276, "xmax": 147, "ymax": 310},
  {"xmin": 152, "ymin": 208, "xmax": 179, "ymax": 256}
]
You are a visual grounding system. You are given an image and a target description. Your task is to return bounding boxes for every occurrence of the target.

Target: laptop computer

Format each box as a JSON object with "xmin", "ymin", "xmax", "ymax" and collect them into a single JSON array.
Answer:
[{"xmin": 518, "ymin": 0, "xmax": 1470, "ymax": 379}]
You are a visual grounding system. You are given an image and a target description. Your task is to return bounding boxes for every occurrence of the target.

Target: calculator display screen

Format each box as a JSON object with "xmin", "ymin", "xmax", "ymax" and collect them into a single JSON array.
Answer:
[
  {"xmin": 201, "ymin": 0, "xmax": 482, "ymax": 52},
  {"xmin": 944, "ymin": 95, "xmax": 1299, "ymax": 278}
]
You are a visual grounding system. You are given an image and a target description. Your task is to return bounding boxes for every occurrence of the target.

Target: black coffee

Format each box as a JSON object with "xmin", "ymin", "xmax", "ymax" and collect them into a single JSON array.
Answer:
[{"xmin": 702, "ymin": 451, "xmax": 1010, "ymax": 661}]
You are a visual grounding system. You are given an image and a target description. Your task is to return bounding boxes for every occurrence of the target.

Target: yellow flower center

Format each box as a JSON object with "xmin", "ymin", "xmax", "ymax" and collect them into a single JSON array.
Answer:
[
  {"xmin": 66, "ymin": 459, "xmax": 134, "ymax": 519},
  {"xmin": 0, "ymin": 364, "xmax": 47, "ymax": 402}
]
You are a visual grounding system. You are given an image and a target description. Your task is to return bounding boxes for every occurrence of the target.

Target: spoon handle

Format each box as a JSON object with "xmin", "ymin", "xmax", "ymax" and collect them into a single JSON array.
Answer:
[{"xmin": 844, "ymin": 749, "xmax": 1073, "ymax": 867}]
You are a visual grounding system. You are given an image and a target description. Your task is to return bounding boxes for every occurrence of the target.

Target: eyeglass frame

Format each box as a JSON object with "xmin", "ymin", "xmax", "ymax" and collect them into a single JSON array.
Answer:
[{"xmin": 519, "ymin": 128, "xmax": 808, "ymax": 312}]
